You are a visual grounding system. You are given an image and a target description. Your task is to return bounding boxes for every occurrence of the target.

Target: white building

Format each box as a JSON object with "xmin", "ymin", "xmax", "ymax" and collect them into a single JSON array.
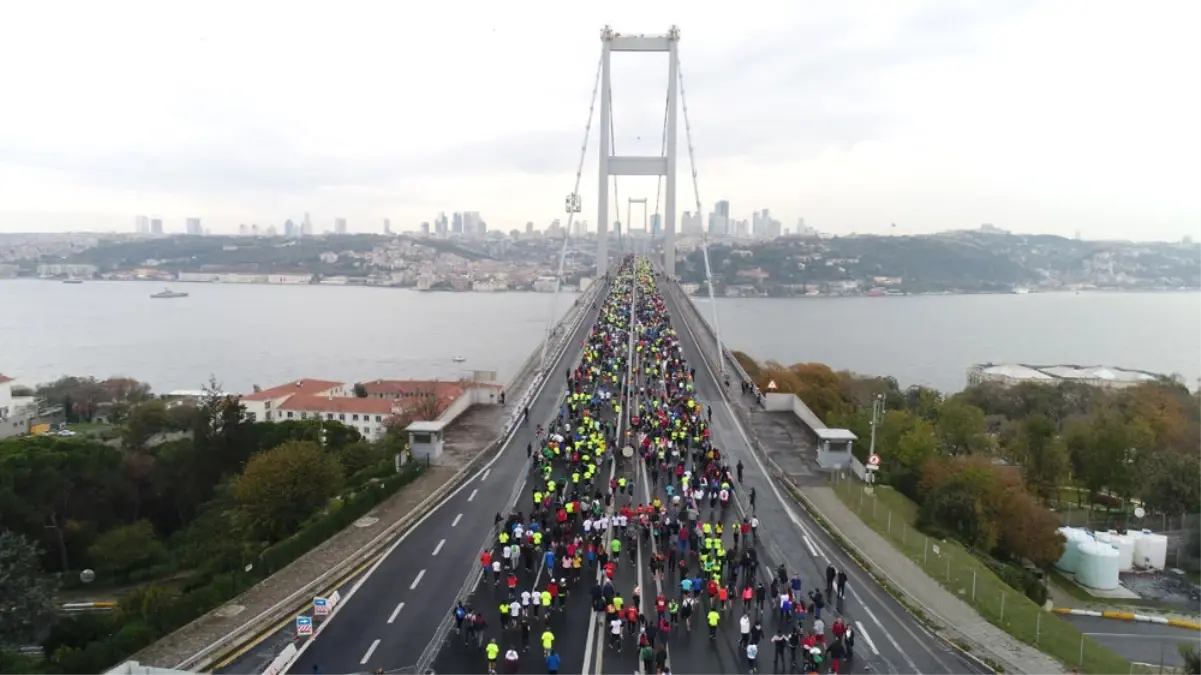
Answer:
[
  {"xmin": 967, "ymin": 363, "xmax": 1162, "ymax": 390},
  {"xmin": 0, "ymin": 373, "xmax": 41, "ymax": 439}
]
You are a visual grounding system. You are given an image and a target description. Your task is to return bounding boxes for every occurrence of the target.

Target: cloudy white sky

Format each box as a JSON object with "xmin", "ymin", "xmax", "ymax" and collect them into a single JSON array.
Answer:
[{"xmin": 0, "ymin": 1, "xmax": 1198, "ymax": 241}]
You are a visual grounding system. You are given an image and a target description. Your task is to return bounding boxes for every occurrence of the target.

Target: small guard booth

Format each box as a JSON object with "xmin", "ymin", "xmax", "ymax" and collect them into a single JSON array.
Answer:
[
  {"xmin": 405, "ymin": 420, "xmax": 446, "ymax": 463},
  {"xmin": 814, "ymin": 428, "xmax": 857, "ymax": 469}
]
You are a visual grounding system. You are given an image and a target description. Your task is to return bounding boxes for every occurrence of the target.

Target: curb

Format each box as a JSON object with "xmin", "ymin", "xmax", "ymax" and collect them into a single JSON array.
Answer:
[{"xmin": 1051, "ymin": 607, "xmax": 1201, "ymax": 631}]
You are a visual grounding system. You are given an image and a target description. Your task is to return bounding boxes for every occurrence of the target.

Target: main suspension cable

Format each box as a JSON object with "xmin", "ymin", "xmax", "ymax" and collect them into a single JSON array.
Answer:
[
  {"xmin": 653, "ymin": 90, "xmax": 669, "ymax": 236},
  {"xmin": 677, "ymin": 57, "xmax": 728, "ymax": 376},
  {"xmin": 540, "ymin": 52, "xmax": 603, "ymax": 371}
]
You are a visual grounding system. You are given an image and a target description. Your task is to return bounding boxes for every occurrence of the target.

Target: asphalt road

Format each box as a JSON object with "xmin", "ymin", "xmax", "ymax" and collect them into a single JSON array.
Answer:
[
  {"xmin": 278, "ymin": 285, "xmax": 607, "ymax": 675},
  {"xmin": 660, "ymin": 281, "xmax": 991, "ymax": 675},
  {"xmin": 1062, "ymin": 615, "xmax": 1197, "ymax": 669}
]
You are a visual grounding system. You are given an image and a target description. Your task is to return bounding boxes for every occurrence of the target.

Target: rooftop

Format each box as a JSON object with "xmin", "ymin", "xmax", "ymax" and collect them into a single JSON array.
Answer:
[
  {"xmin": 0, "ymin": 374, "xmax": 13, "ymax": 385},
  {"xmin": 972, "ymin": 363, "xmax": 1161, "ymax": 384},
  {"xmin": 406, "ymin": 420, "xmax": 448, "ymax": 433},
  {"xmin": 279, "ymin": 395, "xmax": 399, "ymax": 415},
  {"xmin": 242, "ymin": 378, "xmax": 343, "ymax": 401}
]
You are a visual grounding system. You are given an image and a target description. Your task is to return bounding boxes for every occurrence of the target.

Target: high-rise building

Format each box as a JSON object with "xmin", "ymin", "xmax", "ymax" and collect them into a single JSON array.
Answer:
[
  {"xmin": 135, "ymin": 215, "xmax": 150, "ymax": 233},
  {"xmin": 150, "ymin": 218, "xmax": 163, "ymax": 234},
  {"xmin": 185, "ymin": 217, "xmax": 202, "ymax": 235},
  {"xmin": 650, "ymin": 213, "xmax": 662, "ymax": 236},
  {"xmin": 452, "ymin": 212, "xmax": 463, "ymax": 234},
  {"xmin": 462, "ymin": 211, "xmax": 483, "ymax": 236},
  {"xmin": 302, "ymin": 212, "xmax": 313, "ymax": 236},
  {"xmin": 715, "ymin": 200, "xmax": 730, "ymax": 219},
  {"xmin": 284, "ymin": 219, "xmax": 296, "ymax": 237},
  {"xmin": 435, "ymin": 212, "xmax": 449, "ymax": 236},
  {"xmin": 420, "ymin": 222, "xmax": 430, "ymax": 236},
  {"xmin": 334, "ymin": 218, "xmax": 348, "ymax": 234},
  {"xmin": 525, "ymin": 221, "xmax": 534, "ymax": 234},
  {"xmin": 384, "ymin": 218, "xmax": 392, "ymax": 235}
]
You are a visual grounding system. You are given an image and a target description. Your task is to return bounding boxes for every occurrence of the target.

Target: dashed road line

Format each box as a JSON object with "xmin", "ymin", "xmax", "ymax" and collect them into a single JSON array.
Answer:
[
  {"xmin": 468, "ymin": 489, "xmax": 478, "ymax": 502},
  {"xmin": 411, "ymin": 569, "xmax": 426, "ymax": 590},
  {"xmin": 360, "ymin": 638, "xmax": 381, "ymax": 665},
  {"xmin": 433, "ymin": 539, "xmax": 445, "ymax": 556},
  {"xmin": 388, "ymin": 602, "xmax": 405, "ymax": 624},
  {"xmin": 855, "ymin": 620, "xmax": 881, "ymax": 655},
  {"xmin": 481, "ymin": 468, "xmax": 491, "ymax": 481},
  {"xmin": 453, "ymin": 513, "xmax": 463, "ymax": 527}
]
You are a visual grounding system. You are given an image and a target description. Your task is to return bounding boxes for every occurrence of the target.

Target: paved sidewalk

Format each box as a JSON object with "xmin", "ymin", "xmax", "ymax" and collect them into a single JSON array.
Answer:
[{"xmin": 803, "ymin": 487, "xmax": 1065, "ymax": 674}]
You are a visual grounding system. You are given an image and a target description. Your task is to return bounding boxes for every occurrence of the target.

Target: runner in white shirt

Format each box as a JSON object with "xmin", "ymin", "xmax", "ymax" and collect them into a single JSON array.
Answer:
[
  {"xmin": 608, "ymin": 617, "xmax": 623, "ymax": 650},
  {"xmin": 583, "ymin": 518, "xmax": 593, "ymax": 534},
  {"xmin": 491, "ymin": 560, "xmax": 502, "ymax": 583},
  {"xmin": 521, "ymin": 590, "xmax": 532, "ymax": 613},
  {"xmin": 508, "ymin": 600, "xmax": 521, "ymax": 626},
  {"xmin": 513, "ymin": 524, "xmax": 525, "ymax": 540},
  {"xmin": 531, "ymin": 587, "xmax": 542, "ymax": 617},
  {"xmin": 502, "ymin": 545, "xmax": 512, "ymax": 569}
]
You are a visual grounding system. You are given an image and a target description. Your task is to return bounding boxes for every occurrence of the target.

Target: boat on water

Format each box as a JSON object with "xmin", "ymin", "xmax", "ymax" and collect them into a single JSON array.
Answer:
[
  {"xmin": 151, "ymin": 288, "xmax": 189, "ymax": 299},
  {"xmin": 452, "ymin": 356, "xmax": 466, "ymax": 363},
  {"xmin": 62, "ymin": 279, "xmax": 83, "ymax": 284}
]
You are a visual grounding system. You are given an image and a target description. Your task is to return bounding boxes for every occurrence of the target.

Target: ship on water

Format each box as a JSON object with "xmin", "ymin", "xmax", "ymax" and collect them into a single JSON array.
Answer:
[{"xmin": 150, "ymin": 288, "xmax": 189, "ymax": 299}]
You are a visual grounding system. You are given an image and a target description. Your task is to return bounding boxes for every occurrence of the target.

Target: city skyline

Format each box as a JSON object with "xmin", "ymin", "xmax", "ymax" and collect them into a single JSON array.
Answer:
[{"xmin": 0, "ymin": 2, "xmax": 1198, "ymax": 241}]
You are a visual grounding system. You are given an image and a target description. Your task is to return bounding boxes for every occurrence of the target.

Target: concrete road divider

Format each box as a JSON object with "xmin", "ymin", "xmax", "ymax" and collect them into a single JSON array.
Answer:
[{"xmin": 1051, "ymin": 607, "xmax": 1201, "ymax": 631}]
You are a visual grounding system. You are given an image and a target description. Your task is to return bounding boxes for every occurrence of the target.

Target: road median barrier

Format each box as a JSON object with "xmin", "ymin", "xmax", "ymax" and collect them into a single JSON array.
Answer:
[
  {"xmin": 169, "ymin": 280, "xmax": 605, "ymax": 672},
  {"xmin": 1052, "ymin": 607, "xmax": 1201, "ymax": 631}
]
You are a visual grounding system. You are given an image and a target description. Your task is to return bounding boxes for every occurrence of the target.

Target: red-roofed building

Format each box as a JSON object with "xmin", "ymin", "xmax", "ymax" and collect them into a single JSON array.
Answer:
[{"xmin": 238, "ymin": 377, "xmax": 502, "ymax": 442}]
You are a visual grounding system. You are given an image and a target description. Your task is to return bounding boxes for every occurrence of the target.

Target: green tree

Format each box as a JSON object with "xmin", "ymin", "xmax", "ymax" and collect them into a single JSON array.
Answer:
[
  {"xmin": 1181, "ymin": 643, "xmax": 1201, "ymax": 675},
  {"xmin": 122, "ymin": 400, "xmax": 171, "ymax": 451},
  {"xmin": 87, "ymin": 520, "xmax": 166, "ymax": 576},
  {"xmin": 890, "ymin": 417, "xmax": 941, "ymax": 498},
  {"xmin": 904, "ymin": 386, "xmax": 943, "ymax": 422},
  {"xmin": 935, "ymin": 398, "xmax": 988, "ymax": 455},
  {"xmin": 337, "ymin": 441, "xmax": 384, "ymax": 477},
  {"xmin": 1140, "ymin": 450, "xmax": 1201, "ymax": 515},
  {"xmin": 0, "ymin": 530, "xmax": 58, "ymax": 648},
  {"xmin": 232, "ymin": 441, "xmax": 344, "ymax": 541},
  {"xmin": 1010, "ymin": 414, "xmax": 1068, "ymax": 503}
]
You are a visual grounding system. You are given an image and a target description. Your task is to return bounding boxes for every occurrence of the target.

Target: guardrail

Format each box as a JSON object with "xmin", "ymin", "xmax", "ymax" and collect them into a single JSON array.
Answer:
[
  {"xmin": 61, "ymin": 601, "xmax": 117, "ymax": 613},
  {"xmin": 171, "ymin": 279, "xmax": 606, "ymax": 672}
]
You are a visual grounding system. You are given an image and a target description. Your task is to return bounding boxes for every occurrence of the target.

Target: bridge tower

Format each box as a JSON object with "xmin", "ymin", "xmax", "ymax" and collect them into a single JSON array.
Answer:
[{"xmin": 597, "ymin": 26, "xmax": 679, "ymax": 278}]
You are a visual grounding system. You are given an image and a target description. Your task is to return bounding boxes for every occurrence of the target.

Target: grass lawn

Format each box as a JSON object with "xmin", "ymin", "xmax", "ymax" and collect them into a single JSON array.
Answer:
[{"xmin": 831, "ymin": 474, "xmax": 1142, "ymax": 674}]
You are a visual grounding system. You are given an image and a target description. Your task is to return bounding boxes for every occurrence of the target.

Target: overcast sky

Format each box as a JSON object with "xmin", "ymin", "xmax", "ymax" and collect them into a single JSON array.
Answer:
[{"xmin": 0, "ymin": 1, "xmax": 1198, "ymax": 241}]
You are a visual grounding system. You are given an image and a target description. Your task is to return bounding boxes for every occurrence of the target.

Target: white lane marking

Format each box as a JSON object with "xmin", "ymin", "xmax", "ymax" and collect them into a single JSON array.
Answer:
[
  {"xmin": 481, "ymin": 468, "xmax": 491, "ymax": 481},
  {"xmin": 468, "ymin": 489, "xmax": 478, "ymax": 502},
  {"xmin": 433, "ymin": 539, "xmax": 445, "ymax": 556},
  {"xmin": 388, "ymin": 601, "xmax": 405, "ymax": 624},
  {"xmin": 855, "ymin": 621, "xmax": 881, "ymax": 656},
  {"xmin": 452, "ymin": 513, "xmax": 463, "ymax": 527},
  {"xmin": 856, "ymin": 598, "xmax": 921, "ymax": 672},
  {"xmin": 360, "ymin": 638, "xmax": 381, "ymax": 665},
  {"xmin": 802, "ymin": 535, "xmax": 819, "ymax": 557},
  {"xmin": 410, "ymin": 569, "xmax": 426, "ymax": 589},
  {"xmin": 583, "ymin": 414, "xmax": 623, "ymax": 675}
]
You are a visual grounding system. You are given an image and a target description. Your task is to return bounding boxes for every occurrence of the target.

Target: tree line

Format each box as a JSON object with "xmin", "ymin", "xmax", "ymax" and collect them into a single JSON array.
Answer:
[
  {"xmin": 0, "ymin": 378, "xmax": 424, "ymax": 673},
  {"xmin": 734, "ymin": 353, "xmax": 1201, "ymax": 573}
]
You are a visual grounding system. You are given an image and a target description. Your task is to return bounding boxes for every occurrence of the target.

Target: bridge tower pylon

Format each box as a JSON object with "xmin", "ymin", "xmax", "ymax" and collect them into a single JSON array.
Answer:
[{"xmin": 597, "ymin": 25, "xmax": 680, "ymax": 278}]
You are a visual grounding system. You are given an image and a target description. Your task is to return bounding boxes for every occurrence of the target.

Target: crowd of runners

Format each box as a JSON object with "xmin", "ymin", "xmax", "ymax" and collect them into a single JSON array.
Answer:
[{"xmin": 454, "ymin": 256, "xmax": 858, "ymax": 674}]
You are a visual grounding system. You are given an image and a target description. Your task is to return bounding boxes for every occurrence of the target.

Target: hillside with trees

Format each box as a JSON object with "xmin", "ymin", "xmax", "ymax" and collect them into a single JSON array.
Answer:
[
  {"xmin": 0, "ymin": 381, "xmax": 423, "ymax": 674},
  {"xmin": 734, "ymin": 353, "xmax": 1201, "ymax": 587}
]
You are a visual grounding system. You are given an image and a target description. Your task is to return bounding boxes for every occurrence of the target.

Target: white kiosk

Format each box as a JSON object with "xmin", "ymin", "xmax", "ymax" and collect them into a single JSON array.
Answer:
[{"xmin": 405, "ymin": 420, "xmax": 447, "ymax": 463}]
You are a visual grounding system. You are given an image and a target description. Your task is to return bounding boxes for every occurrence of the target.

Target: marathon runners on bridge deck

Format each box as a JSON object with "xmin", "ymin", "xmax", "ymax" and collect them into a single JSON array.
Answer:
[{"xmin": 445, "ymin": 257, "xmax": 856, "ymax": 674}]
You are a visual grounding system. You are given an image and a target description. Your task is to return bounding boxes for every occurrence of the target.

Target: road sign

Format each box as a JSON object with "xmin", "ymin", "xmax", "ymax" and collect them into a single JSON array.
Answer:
[
  {"xmin": 296, "ymin": 615, "xmax": 313, "ymax": 637},
  {"xmin": 313, "ymin": 597, "xmax": 328, "ymax": 616},
  {"xmin": 766, "ymin": 380, "xmax": 778, "ymax": 391},
  {"xmin": 867, "ymin": 453, "xmax": 881, "ymax": 468}
]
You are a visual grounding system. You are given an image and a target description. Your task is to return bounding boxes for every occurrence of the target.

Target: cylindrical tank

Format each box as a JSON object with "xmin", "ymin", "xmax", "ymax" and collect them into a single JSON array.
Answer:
[
  {"xmin": 1076, "ymin": 540, "xmax": 1121, "ymax": 590},
  {"xmin": 1134, "ymin": 532, "xmax": 1169, "ymax": 570},
  {"xmin": 1055, "ymin": 527, "xmax": 1088, "ymax": 573},
  {"xmin": 1112, "ymin": 534, "xmax": 1135, "ymax": 571}
]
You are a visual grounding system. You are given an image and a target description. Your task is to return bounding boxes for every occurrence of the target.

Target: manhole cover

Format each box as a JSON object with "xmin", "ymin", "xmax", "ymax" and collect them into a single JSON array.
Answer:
[
  {"xmin": 355, "ymin": 517, "xmax": 379, "ymax": 528},
  {"xmin": 215, "ymin": 604, "xmax": 246, "ymax": 618}
]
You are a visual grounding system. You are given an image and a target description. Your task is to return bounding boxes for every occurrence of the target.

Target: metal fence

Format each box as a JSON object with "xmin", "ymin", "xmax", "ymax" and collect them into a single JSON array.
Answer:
[{"xmin": 828, "ymin": 471, "xmax": 1166, "ymax": 675}]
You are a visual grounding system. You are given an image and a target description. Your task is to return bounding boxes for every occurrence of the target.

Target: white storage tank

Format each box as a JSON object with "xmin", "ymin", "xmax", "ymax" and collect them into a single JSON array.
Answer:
[
  {"xmin": 1076, "ymin": 539, "xmax": 1121, "ymax": 591},
  {"xmin": 1055, "ymin": 527, "xmax": 1088, "ymax": 573},
  {"xmin": 1112, "ymin": 534, "xmax": 1135, "ymax": 571},
  {"xmin": 1134, "ymin": 531, "xmax": 1169, "ymax": 570}
]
